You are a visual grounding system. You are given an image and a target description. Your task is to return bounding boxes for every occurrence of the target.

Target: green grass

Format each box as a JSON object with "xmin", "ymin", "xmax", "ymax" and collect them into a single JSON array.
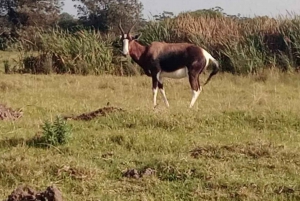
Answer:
[{"xmin": 1, "ymin": 71, "xmax": 300, "ymax": 200}]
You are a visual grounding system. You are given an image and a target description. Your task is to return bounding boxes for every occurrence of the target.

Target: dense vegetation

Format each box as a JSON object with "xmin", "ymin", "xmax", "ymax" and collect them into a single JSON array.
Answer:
[{"xmin": 1, "ymin": 1, "xmax": 300, "ymax": 75}]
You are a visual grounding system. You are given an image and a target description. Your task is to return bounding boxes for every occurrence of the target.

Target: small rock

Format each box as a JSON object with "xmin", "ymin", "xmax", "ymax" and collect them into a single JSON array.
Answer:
[
  {"xmin": 122, "ymin": 169, "xmax": 140, "ymax": 179},
  {"xmin": 142, "ymin": 168, "xmax": 155, "ymax": 177}
]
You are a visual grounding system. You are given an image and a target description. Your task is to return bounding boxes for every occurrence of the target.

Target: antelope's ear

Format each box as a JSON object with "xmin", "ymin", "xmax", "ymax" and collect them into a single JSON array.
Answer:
[
  {"xmin": 133, "ymin": 33, "xmax": 142, "ymax": 40},
  {"xmin": 119, "ymin": 35, "xmax": 122, "ymax": 39}
]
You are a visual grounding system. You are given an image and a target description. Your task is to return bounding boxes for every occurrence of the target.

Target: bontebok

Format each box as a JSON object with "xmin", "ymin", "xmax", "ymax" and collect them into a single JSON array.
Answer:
[{"xmin": 119, "ymin": 22, "xmax": 219, "ymax": 108}]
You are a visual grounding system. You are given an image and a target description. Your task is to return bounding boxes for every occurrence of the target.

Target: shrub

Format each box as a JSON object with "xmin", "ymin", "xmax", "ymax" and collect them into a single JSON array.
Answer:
[
  {"xmin": 22, "ymin": 53, "xmax": 53, "ymax": 74},
  {"xmin": 32, "ymin": 116, "xmax": 72, "ymax": 147},
  {"xmin": 15, "ymin": 28, "xmax": 143, "ymax": 76}
]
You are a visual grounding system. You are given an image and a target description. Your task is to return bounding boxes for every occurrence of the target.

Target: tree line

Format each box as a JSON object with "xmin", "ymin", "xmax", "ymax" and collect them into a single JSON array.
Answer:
[{"xmin": 0, "ymin": 0, "xmax": 145, "ymax": 49}]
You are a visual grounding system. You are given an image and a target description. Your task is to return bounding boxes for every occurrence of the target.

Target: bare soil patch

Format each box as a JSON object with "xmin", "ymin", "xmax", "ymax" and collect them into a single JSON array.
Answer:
[
  {"xmin": 122, "ymin": 168, "xmax": 156, "ymax": 179},
  {"xmin": 0, "ymin": 104, "xmax": 23, "ymax": 121},
  {"xmin": 57, "ymin": 165, "xmax": 96, "ymax": 181}
]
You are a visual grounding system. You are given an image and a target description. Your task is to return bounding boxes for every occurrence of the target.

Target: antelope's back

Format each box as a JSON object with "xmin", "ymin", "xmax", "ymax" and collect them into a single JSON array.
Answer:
[{"xmin": 149, "ymin": 43, "xmax": 203, "ymax": 72}]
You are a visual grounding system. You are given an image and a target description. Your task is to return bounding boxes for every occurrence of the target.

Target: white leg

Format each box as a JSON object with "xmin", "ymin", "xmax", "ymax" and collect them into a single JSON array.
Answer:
[
  {"xmin": 160, "ymin": 89, "xmax": 170, "ymax": 107},
  {"xmin": 189, "ymin": 86, "xmax": 202, "ymax": 108},
  {"xmin": 156, "ymin": 72, "xmax": 170, "ymax": 107},
  {"xmin": 153, "ymin": 87, "xmax": 158, "ymax": 107}
]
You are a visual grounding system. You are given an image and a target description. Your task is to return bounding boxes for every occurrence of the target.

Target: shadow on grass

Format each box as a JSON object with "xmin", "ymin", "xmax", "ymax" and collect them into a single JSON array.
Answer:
[
  {"xmin": 0, "ymin": 135, "xmax": 55, "ymax": 149},
  {"xmin": 0, "ymin": 137, "xmax": 27, "ymax": 148}
]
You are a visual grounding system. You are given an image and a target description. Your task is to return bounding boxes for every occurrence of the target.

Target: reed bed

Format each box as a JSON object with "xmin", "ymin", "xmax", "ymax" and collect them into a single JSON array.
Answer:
[{"xmin": 4, "ymin": 13, "xmax": 300, "ymax": 75}]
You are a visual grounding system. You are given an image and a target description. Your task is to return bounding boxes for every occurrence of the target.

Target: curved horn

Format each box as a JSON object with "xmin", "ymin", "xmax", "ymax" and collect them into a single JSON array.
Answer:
[
  {"xmin": 118, "ymin": 21, "xmax": 125, "ymax": 35},
  {"xmin": 127, "ymin": 22, "xmax": 137, "ymax": 34}
]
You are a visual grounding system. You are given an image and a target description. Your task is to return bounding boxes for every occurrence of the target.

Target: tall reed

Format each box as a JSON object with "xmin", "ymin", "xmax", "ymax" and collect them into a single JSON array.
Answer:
[
  {"xmin": 9, "ymin": 12, "xmax": 300, "ymax": 75},
  {"xmin": 140, "ymin": 13, "xmax": 300, "ymax": 74}
]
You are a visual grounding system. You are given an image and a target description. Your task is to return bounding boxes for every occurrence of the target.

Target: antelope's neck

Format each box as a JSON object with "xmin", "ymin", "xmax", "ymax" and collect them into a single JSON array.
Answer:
[{"xmin": 129, "ymin": 41, "xmax": 146, "ymax": 65}]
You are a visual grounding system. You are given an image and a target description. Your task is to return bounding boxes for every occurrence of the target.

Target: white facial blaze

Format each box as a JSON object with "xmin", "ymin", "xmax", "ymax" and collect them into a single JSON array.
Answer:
[{"xmin": 122, "ymin": 34, "xmax": 129, "ymax": 55}]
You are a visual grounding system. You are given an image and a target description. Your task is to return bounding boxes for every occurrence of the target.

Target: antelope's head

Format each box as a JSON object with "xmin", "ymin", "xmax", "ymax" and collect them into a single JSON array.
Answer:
[{"xmin": 118, "ymin": 22, "xmax": 142, "ymax": 56}]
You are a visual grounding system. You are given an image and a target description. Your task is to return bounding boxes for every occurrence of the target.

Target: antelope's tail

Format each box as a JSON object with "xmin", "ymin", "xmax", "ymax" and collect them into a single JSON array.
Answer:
[{"xmin": 202, "ymin": 50, "xmax": 219, "ymax": 86}]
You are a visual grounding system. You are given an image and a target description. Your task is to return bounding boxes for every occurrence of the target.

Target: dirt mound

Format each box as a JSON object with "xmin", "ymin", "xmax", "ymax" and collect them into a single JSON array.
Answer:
[
  {"xmin": 0, "ymin": 104, "xmax": 23, "ymax": 121},
  {"xmin": 122, "ymin": 168, "xmax": 156, "ymax": 179},
  {"xmin": 3, "ymin": 185, "xmax": 62, "ymax": 201},
  {"xmin": 63, "ymin": 106, "xmax": 125, "ymax": 121}
]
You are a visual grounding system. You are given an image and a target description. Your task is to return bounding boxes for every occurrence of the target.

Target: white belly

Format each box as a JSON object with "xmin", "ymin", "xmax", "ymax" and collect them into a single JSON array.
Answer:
[{"xmin": 160, "ymin": 67, "xmax": 188, "ymax": 79}]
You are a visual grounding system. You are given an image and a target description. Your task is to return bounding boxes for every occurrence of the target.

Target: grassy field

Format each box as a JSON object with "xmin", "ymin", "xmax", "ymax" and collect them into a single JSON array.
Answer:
[{"xmin": 1, "ymin": 70, "xmax": 300, "ymax": 200}]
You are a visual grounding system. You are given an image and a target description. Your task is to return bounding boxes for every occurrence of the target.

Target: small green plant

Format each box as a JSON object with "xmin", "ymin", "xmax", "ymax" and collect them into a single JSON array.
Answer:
[{"xmin": 33, "ymin": 116, "xmax": 72, "ymax": 147}]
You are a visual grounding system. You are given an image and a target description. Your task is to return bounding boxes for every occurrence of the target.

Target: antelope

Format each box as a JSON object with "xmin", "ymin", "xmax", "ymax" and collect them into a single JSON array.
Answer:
[{"xmin": 119, "ymin": 22, "xmax": 219, "ymax": 108}]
